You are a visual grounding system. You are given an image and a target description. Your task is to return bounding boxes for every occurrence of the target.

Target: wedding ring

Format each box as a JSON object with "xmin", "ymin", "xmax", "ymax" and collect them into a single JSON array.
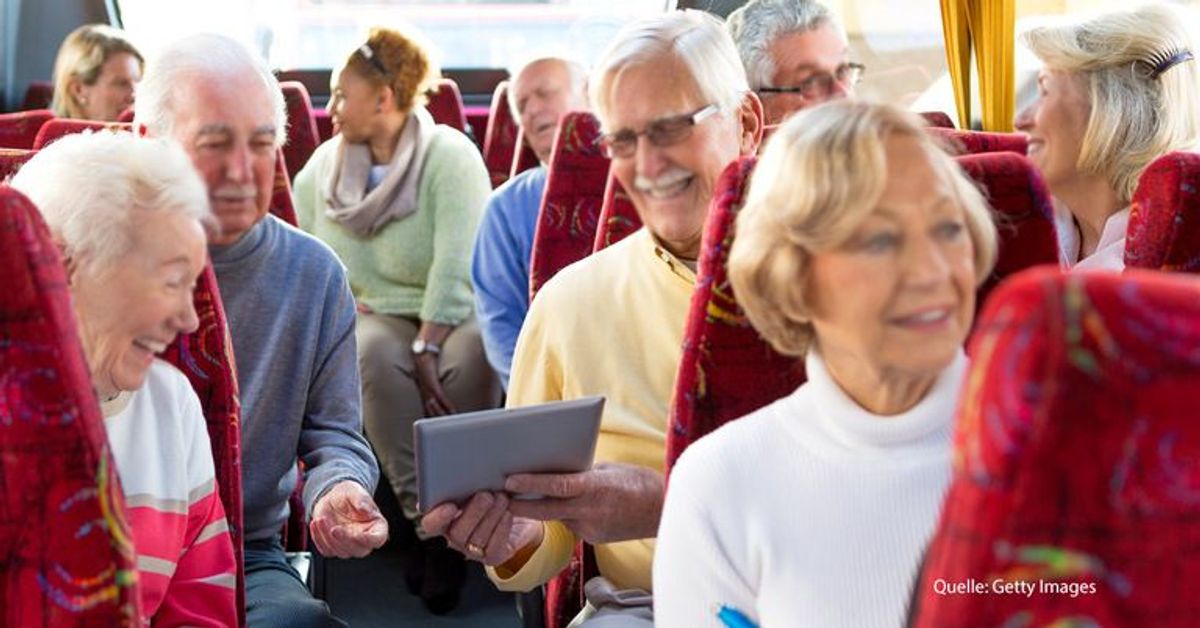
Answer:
[{"xmin": 466, "ymin": 542, "xmax": 484, "ymax": 556}]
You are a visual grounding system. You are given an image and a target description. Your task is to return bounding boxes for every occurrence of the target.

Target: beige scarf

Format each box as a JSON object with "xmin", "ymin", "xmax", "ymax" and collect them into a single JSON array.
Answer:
[{"xmin": 323, "ymin": 107, "xmax": 434, "ymax": 237}]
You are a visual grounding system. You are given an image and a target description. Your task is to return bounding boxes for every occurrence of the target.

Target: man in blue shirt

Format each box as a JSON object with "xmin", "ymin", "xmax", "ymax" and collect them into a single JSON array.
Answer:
[{"xmin": 471, "ymin": 57, "xmax": 588, "ymax": 388}]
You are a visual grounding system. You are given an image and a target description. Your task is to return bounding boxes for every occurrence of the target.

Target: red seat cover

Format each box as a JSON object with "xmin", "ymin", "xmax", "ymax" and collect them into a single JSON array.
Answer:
[
  {"xmin": 591, "ymin": 171, "xmax": 641, "ymax": 253},
  {"xmin": 912, "ymin": 267, "xmax": 1200, "ymax": 627},
  {"xmin": 33, "ymin": 119, "xmax": 133, "ymax": 150},
  {"xmin": 0, "ymin": 110, "xmax": 55, "ymax": 150},
  {"xmin": 920, "ymin": 111, "xmax": 956, "ymax": 129},
  {"xmin": 0, "ymin": 148, "xmax": 35, "ymax": 181},
  {"xmin": 427, "ymin": 78, "xmax": 468, "ymax": 132},
  {"xmin": 159, "ymin": 264, "xmax": 246, "ymax": 625},
  {"xmin": 667, "ymin": 156, "xmax": 807, "ymax": 473},
  {"xmin": 280, "ymin": 81, "xmax": 321, "ymax": 181},
  {"xmin": 954, "ymin": 152, "xmax": 1059, "ymax": 314},
  {"xmin": 928, "ymin": 127, "xmax": 1029, "ymax": 156},
  {"xmin": 528, "ymin": 111, "xmax": 610, "ymax": 300},
  {"xmin": 0, "ymin": 186, "xmax": 140, "ymax": 626},
  {"xmin": 270, "ymin": 150, "xmax": 299, "ymax": 227},
  {"xmin": 1125, "ymin": 151, "xmax": 1200, "ymax": 272},
  {"xmin": 480, "ymin": 81, "xmax": 537, "ymax": 189}
]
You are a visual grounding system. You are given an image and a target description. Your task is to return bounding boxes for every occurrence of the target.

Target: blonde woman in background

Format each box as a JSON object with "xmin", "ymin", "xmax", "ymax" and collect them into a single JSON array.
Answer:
[
  {"xmin": 1015, "ymin": 3, "xmax": 1200, "ymax": 271},
  {"xmin": 51, "ymin": 24, "xmax": 143, "ymax": 121}
]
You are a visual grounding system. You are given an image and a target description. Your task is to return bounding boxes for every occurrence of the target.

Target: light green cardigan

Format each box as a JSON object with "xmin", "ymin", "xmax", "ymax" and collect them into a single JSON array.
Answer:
[{"xmin": 293, "ymin": 126, "xmax": 491, "ymax": 325}]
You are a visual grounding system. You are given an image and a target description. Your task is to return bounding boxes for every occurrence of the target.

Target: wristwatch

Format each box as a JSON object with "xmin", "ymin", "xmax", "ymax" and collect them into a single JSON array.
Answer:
[{"xmin": 411, "ymin": 338, "xmax": 442, "ymax": 356}]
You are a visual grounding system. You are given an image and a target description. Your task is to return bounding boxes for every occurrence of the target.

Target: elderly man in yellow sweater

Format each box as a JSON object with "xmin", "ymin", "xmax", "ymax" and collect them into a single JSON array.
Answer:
[{"xmin": 422, "ymin": 9, "xmax": 763, "ymax": 625}]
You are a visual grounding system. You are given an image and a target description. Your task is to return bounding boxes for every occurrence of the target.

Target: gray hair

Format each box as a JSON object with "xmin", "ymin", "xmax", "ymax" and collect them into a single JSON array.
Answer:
[
  {"xmin": 9, "ymin": 131, "xmax": 212, "ymax": 272},
  {"xmin": 134, "ymin": 33, "xmax": 288, "ymax": 148},
  {"xmin": 727, "ymin": 0, "xmax": 842, "ymax": 90},
  {"xmin": 1021, "ymin": 3, "xmax": 1200, "ymax": 203},
  {"xmin": 506, "ymin": 56, "xmax": 588, "ymax": 120},
  {"xmin": 590, "ymin": 10, "xmax": 749, "ymax": 130}
]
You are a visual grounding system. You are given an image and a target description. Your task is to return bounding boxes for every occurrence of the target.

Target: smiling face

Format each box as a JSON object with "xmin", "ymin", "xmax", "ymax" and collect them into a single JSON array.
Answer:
[
  {"xmin": 806, "ymin": 134, "xmax": 976, "ymax": 382},
  {"xmin": 329, "ymin": 66, "xmax": 386, "ymax": 145},
  {"xmin": 171, "ymin": 72, "xmax": 277, "ymax": 246},
  {"xmin": 73, "ymin": 51, "xmax": 141, "ymax": 122},
  {"xmin": 603, "ymin": 55, "xmax": 749, "ymax": 260},
  {"xmin": 72, "ymin": 210, "xmax": 206, "ymax": 397},
  {"xmin": 1014, "ymin": 68, "xmax": 1091, "ymax": 195},
  {"xmin": 511, "ymin": 59, "xmax": 587, "ymax": 163}
]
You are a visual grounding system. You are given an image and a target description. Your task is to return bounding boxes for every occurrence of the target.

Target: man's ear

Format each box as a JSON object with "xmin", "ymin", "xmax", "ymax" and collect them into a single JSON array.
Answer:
[{"xmin": 737, "ymin": 91, "xmax": 765, "ymax": 156}]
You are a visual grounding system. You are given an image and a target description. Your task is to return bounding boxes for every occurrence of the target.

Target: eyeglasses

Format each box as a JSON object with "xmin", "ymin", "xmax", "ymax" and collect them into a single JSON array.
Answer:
[
  {"xmin": 597, "ymin": 104, "xmax": 719, "ymax": 159},
  {"xmin": 757, "ymin": 62, "xmax": 865, "ymax": 99}
]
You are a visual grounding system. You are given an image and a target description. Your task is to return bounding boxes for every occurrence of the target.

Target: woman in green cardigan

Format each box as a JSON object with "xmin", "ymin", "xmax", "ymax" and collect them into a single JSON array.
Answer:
[{"xmin": 293, "ymin": 26, "xmax": 501, "ymax": 614}]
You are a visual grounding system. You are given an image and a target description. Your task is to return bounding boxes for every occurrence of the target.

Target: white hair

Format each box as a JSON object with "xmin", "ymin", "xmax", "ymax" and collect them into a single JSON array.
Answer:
[
  {"xmin": 589, "ymin": 10, "xmax": 749, "ymax": 130},
  {"xmin": 9, "ymin": 131, "xmax": 212, "ymax": 272},
  {"xmin": 726, "ymin": 0, "xmax": 842, "ymax": 90},
  {"xmin": 133, "ymin": 33, "xmax": 287, "ymax": 148},
  {"xmin": 506, "ymin": 56, "xmax": 589, "ymax": 120}
]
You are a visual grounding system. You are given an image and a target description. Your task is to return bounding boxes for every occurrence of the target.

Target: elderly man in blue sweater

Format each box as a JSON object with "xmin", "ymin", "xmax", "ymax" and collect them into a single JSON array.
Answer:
[
  {"xmin": 471, "ymin": 56, "xmax": 588, "ymax": 389},
  {"xmin": 136, "ymin": 34, "xmax": 386, "ymax": 627}
]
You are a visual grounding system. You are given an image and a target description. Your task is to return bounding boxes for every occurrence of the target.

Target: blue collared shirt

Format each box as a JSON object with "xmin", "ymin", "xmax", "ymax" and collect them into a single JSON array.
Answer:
[{"xmin": 470, "ymin": 166, "xmax": 548, "ymax": 389}]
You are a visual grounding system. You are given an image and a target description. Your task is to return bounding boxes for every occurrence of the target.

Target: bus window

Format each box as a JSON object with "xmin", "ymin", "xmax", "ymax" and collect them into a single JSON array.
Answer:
[{"xmin": 116, "ymin": 0, "xmax": 673, "ymax": 73}]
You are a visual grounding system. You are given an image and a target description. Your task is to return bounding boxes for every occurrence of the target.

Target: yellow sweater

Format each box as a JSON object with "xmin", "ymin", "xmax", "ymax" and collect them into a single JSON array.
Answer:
[{"xmin": 487, "ymin": 227, "xmax": 696, "ymax": 593}]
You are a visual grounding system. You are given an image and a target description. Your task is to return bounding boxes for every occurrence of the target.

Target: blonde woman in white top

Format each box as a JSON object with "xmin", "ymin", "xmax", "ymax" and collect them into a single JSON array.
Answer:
[
  {"xmin": 1015, "ymin": 3, "xmax": 1200, "ymax": 271},
  {"xmin": 654, "ymin": 101, "xmax": 997, "ymax": 628}
]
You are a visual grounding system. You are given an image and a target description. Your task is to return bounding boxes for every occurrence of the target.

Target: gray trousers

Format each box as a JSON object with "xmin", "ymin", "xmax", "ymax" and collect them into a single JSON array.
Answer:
[{"xmin": 357, "ymin": 313, "xmax": 501, "ymax": 527}]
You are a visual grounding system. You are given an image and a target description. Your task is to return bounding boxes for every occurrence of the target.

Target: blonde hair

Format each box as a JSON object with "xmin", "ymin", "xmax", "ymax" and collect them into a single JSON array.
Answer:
[
  {"xmin": 1021, "ymin": 3, "xmax": 1200, "ymax": 203},
  {"xmin": 51, "ymin": 24, "xmax": 143, "ymax": 119},
  {"xmin": 729, "ymin": 101, "xmax": 998, "ymax": 356},
  {"xmin": 344, "ymin": 27, "xmax": 441, "ymax": 113}
]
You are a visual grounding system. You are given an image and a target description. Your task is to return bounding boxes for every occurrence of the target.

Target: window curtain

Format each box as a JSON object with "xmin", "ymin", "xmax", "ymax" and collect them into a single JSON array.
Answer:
[{"xmin": 939, "ymin": 0, "xmax": 1016, "ymax": 131}]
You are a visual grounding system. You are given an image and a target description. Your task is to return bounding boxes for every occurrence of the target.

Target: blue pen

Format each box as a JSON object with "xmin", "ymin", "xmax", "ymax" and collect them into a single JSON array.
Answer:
[{"xmin": 716, "ymin": 604, "xmax": 758, "ymax": 628}]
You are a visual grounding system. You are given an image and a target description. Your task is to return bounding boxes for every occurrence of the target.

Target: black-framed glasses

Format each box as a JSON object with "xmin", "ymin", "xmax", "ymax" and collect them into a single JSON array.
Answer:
[
  {"xmin": 757, "ymin": 62, "xmax": 865, "ymax": 99},
  {"xmin": 597, "ymin": 104, "xmax": 719, "ymax": 159}
]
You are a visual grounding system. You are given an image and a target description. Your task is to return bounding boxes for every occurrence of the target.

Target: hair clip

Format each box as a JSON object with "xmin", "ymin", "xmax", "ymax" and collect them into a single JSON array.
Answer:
[
  {"xmin": 1144, "ymin": 47, "xmax": 1194, "ymax": 80},
  {"xmin": 358, "ymin": 43, "xmax": 388, "ymax": 75}
]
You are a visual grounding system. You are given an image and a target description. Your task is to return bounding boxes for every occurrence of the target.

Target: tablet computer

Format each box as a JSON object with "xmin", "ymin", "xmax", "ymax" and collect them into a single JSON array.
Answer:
[{"xmin": 414, "ymin": 396, "xmax": 604, "ymax": 513}]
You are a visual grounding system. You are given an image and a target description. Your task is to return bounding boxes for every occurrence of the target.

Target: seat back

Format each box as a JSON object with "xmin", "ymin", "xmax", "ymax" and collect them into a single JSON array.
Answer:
[
  {"xmin": 271, "ymin": 149, "xmax": 299, "ymax": 227},
  {"xmin": 927, "ymin": 127, "xmax": 1028, "ymax": 155},
  {"xmin": 510, "ymin": 127, "xmax": 540, "ymax": 179},
  {"xmin": 427, "ymin": 78, "xmax": 468, "ymax": 133},
  {"xmin": 912, "ymin": 267, "xmax": 1200, "ymax": 628},
  {"xmin": 591, "ymin": 171, "xmax": 642, "ymax": 252},
  {"xmin": 667, "ymin": 156, "xmax": 807, "ymax": 472},
  {"xmin": 483, "ymin": 81, "xmax": 519, "ymax": 188},
  {"xmin": 314, "ymin": 109, "xmax": 334, "ymax": 143},
  {"xmin": 919, "ymin": 110, "xmax": 956, "ymax": 128},
  {"xmin": 528, "ymin": 111, "xmax": 609, "ymax": 300},
  {"xmin": 159, "ymin": 263, "xmax": 246, "ymax": 625},
  {"xmin": 0, "ymin": 148, "xmax": 34, "ymax": 181},
  {"xmin": 955, "ymin": 152, "xmax": 1059, "ymax": 313},
  {"xmin": 20, "ymin": 81, "xmax": 53, "ymax": 111},
  {"xmin": 33, "ymin": 120, "xmax": 132, "ymax": 149},
  {"xmin": 0, "ymin": 186, "xmax": 140, "ymax": 626},
  {"xmin": 280, "ymin": 81, "xmax": 321, "ymax": 181},
  {"xmin": 0, "ymin": 110, "xmax": 55, "ymax": 150},
  {"xmin": 1125, "ymin": 151, "xmax": 1200, "ymax": 272}
]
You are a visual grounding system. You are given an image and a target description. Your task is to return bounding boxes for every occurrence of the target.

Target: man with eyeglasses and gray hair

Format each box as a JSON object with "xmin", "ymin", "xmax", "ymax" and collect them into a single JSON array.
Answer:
[
  {"xmin": 728, "ymin": 0, "xmax": 863, "ymax": 125},
  {"xmin": 421, "ymin": 9, "xmax": 762, "ymax": 625}
]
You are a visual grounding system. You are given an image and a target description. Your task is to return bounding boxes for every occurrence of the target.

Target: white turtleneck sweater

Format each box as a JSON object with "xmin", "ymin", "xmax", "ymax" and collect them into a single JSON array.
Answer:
[{"xmin": 653, "ymin": 350, "xmax": 966, "ymax": 628}]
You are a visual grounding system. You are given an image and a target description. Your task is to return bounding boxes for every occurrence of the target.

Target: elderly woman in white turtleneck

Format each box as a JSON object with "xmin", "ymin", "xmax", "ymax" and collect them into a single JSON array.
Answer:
[
  {"xmin": 653, "ymin": 101, "xmax": 997, "ymax": 628},
  {"xmin": 1014, "ymin": 3, "xmax": 1200, "ymax": 271}
]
